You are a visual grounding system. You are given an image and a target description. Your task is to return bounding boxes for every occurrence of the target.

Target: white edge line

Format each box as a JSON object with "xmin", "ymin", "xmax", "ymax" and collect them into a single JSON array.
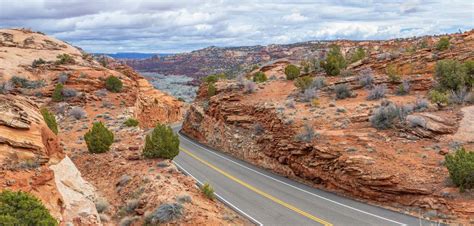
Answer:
[
  {"xmin": 173, "ymin": 161, "xmax": 263, "ymax": 226},
  {"xmin": 178, "ymin": 133, "xmax": 407, "ymax": 226}
]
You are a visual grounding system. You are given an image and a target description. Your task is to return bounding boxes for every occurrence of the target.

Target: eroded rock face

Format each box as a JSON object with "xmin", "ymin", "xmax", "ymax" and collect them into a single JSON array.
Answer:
[{"xmin": 0, "ymin": 94, "xmax": 100, "ymax": 224}]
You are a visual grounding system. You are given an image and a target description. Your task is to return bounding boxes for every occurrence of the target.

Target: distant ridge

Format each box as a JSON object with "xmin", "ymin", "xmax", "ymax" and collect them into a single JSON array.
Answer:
[{"xmin": 96, "ymin": 52, "xmax": 173, "ymax": 59}]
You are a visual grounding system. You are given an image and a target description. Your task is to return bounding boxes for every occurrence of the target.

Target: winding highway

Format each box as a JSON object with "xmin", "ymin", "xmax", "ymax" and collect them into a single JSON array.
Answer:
[{"xmin": 172, "ymin": 126, "xmax": 438, "ymax": 226}]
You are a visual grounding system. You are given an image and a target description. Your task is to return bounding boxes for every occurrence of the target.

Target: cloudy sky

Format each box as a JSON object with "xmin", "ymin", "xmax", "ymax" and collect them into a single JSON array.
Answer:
[{"xmin": 0, "ymin": 0, "xmax": 472, "ymax": 53}]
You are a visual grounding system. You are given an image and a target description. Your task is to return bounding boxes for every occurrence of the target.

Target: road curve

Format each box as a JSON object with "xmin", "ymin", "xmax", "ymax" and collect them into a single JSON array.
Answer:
[{"xmin": 172, "ymin": 126, "xmax": 437, "ymax": 226}]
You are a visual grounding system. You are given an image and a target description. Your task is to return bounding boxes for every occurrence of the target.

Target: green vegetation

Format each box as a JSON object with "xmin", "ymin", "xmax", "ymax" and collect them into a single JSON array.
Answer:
[
  {"xmin": 55, "ymin": 53, "xmax": 75, "ymax": 65},
  {"xmin": 445, "ymin": 147, "xmax": 474, "ymax": 191},
  {"xmin": 207, "ymin": 82, "xmax": 216, "ymax": 97},
  {"xmin": 321, "ymin": 45, "xmax": 347, "ymax": 76},
  {"xmin": 369, "ymin": 101, "xmax": 400, "ymax": 129},
  {"xmin": 349, "ymin": 47, "xmax": 366, "ymax": 63},
  {"xmin": 32, "ymin": 58, "xmax": 46, "ymax": 68},
  {"xmin": 10, "ymin": 76, "xmax": 45, "ymax": 89},
  {"xmin": 300, "ymin": 60, "xmax": 311, "ymax": 73},
  {"xmin": 143, "ymin": 124, "xmax": 179, "ymax": 159},
  {"xmin": 334, "ymin": 84, "xmax": 352, "ymax": 99},
  {"xmin": 202, "ymin": 73, "xmax": 226, "ymax": 83},
  {"xmin": 386, "ymin": 64, "xmax": 401, "ymax": 83},
  {"xmin": 436, "ymin": 37, "xmax": 450, "ymax": 51},
  {"xmin": 428, "ymin": 90, "xmax": 449, "ymax": 105},
  {"xmin": 0, "ymin": 190, "xmax": 58, "ymax": 225},
  {"xmin": 252, "ymin": 71, "xmax": 267, "ymax": 83},
  {"xmin": 84, "ymin": 122, "xmax": 114, "ymax": 154},
  {"xmin": 201, "ymin": 183, "xmax": 215, "ymax": 200},
  {"xmin": 284, "ymin": 64, "xmax": 300, "ymax": 80},
  {"xmin": 294, "ymin": 76, "xmax": 313, "ymax": 92},
  {"xmin": 52, "ymin": 83, "xmax": 64, "ymax": 102},
  {"xmin": 435, "ymin": 60, "xmax": 471, "ymax": 92},
  {"xmin": 123, "ymin": 118, "xmax": 139, "ymax": 127},
  {"xmin": 105, "ymin": 75, "xmax": 123, "ymax": 93},
  {"xmin": 40, "ymin": 108, "xmax": 58, "ymax": 134}
]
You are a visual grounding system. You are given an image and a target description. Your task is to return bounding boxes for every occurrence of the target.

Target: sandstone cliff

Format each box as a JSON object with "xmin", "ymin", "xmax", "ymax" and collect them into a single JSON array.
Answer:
[{"xmin": 182, "ymin": 30, "xmax": 474, "ymax": 223}]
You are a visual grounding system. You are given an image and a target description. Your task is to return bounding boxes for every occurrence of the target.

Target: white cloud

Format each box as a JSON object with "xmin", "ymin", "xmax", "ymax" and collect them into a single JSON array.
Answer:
[{"xmin": 0, "ymin": 0, "xmax": 471, "ymax": 53}]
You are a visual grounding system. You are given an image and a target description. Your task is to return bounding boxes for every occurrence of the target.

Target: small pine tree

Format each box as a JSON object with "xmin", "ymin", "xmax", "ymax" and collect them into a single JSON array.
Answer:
[
  {"xmin": 445, "ymin": 147, "xmax": 474, "ymax": 191},
  {"xmin": 0, "ymin": 190, "xmax": 58, "ymax": 225},
  {"xmin": 284, "ymin": 64, "xmax": 300, "ymax": 80},
  {"xmin": 105, "ymin": 75, "xmax": 123, "ymax": 93},
  {"xmin": 436, "ymin": 37, "xmax": 450, "ymax": 51},
  {"xmin": 253, "ymin": 71, "xmax": 267, "ymax": 83},
  {"xmin": 143, "ymin": 124, "xmax": 179, "ymax": 159},
  {"xmin": 321, "ymin": 45, "xmax": 347, "ymax": 76},
  {"xmin": 207, "ymin": 83, "xmax": 216, "ymax": 97},
  {"xmin": 40, "ymin": 108, "xmax": 58, "ymax": 134},
  {"xmin": 123, "ymin": 118, "xmax": 139, "ymax": 127},
  {"xmin": 52, "ymin": 83, "xmax": 63, "ymax": 102},
  {"xmin": 84, "ymin": 122, "xmax": 114, "ymax": 153}
]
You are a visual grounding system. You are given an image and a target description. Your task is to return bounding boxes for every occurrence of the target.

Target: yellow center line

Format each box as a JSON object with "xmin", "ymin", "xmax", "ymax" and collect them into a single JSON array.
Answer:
[{"xmin": 179, "ymin": 147, "xmax": 333, "ymax": 226}]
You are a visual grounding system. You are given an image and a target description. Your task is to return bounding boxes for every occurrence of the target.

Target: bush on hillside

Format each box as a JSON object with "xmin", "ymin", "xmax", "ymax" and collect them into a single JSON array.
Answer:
[
  {"xmin": 295, "ymin": 123, "xmax": 316, "ymax": 142},
  {"xmin": 434, "ymin": 59, "xmax": 469, "ymax": 92},
  {"xmin": 243, "ymin": 80, "xmax": 256, "ymax": 94},
  {"xmin": 369, "ymin": 101, "xmax": 400, "ymax": 129},
  {"xmin": 349, "ymin": 47, "xmax": 366, "ymax": 63},
  {"xmin": 105, "ymin": 75, "xmax": 123, "ymax": 93},
  {"xmin": 386, "ymin": 64, "xmax": 401, "ymax": 83},
  {"xmin": 70, "ymin": 107, "xmax": 86, "ymax": 120},
  {"xmin": 145, "ymin": 203, "xmax": 183, "ymax": 224},
  {"xmin": 334, "ymin": 84, "xmax": 352, "ymax": 99},
  {"xmin": 62, "ymin": 88, "xmax": 77, "ymax": 98},
  {"xmin": 58, "ymin": 72, "xmax": 69, "ymax": 84},
  {"xmin": 252, "ymin": 71, "xmax": 267, "ymax": 83},
  {"xmin": 143, "ymin": 124, "xmax": 179, "ymax": 159},
  {"xmin": 40, "ymin": 108, "xmax": 58, "ymax": 134},
  {"xmin": 396, "ymin": 80, "xmax": 411, "ymax": 96},
  {"xmin": 311, "ymin": 76, "xmax": 326, "ymax": 90},
  {"xmin": 367, "ymin": 85, "xmax": 387, "ymax": 100},
  {"xmin": 464, "ymin": 60, "xmax": 474, "ymax": 88},
  {"xmin": 284, "ymin": 64, "xmax": 300, "ymax": 80},
  {"xmin": 201, "ymin": 183, "xmax": 215, "ymax": 200},
  {"xmin": 124, "ymin": 118, "xmax": 139, "ymax": 127},
  {"xmin": 436, "ymin": 37, "xmax": 450, "ymax": 51},
  {"xmin": 358, "ymin": 69, "xmax": 374, "ymax": 88},
  {"xmin": 207, "ymin": 82, "xmax": 216, "ymax": 97},
  {"xmin": 10, "ymin": 76, "xmax": 45, "ymax": 89},
  {"xmin": 445, "ymin": 147, "xmax": 474, "ymax": 191},
  {"xmin": 55, "ymin": 53, "xmax": 75, "ymax": 65},
  {"xmin": 84, "ymin": 122, "xmax": 114, "ymax": 153},
  {"xmin": 301, "ymin": 88, "xmax": 318, "ymax": 102},
  {"xmin": 32, "ymin": 58, "xmax": 46, "ymax": 68},
  {"xmin": 0, "ymin": 81, "xmax": 13, "ymax": 94},
  {"xmin": 52, "ymin": 83, "xmax": 64, "ymax": 102},
  {"xmin": 428, "ymin": 90, "xmax": 449, "ymax": 105},
  {"xmin": 294, "ymin": 76, "xmax": 313, "ymax": 92},
  {"xmin": 203, "ymin": 73, "xmax": 226, "ymax": 84},
  {"xmin": 0, "ymin": 190, "xmax": 58, "ymax": 225},
  {"xmin": 321, "ymin": 45, "xmax": 346, "ymax": 76}
]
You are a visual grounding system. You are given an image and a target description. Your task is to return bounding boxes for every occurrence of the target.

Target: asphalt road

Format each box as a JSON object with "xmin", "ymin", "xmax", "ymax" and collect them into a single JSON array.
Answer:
[{"xmin": 172, "ymin": 126, "xmax": 438, "ymax": 226}]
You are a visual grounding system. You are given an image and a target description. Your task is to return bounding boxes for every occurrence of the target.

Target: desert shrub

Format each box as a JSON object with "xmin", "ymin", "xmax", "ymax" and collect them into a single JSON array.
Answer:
[
  {"xmin": 358, "ymin": 69, "xmax": 374, "ymax": 88},
  {"xmin": 52, "ymin": 83, "xmax": 64, "ymax": 102},
  {"xmin": 428, "ymin": 90, "xmax": 449, "ymax": 105},
  {"xmin": 253, "ymin": 71, "xmax": 267, "ymax": 83},
  {"xmin": 321, "ymin": 45, "xmax": 346, "ymax": 76},
  {"xmin": 207, "ymin": 83, "xmax": 216, "ymax": 97},
  {"xmin": 55, "ymin": 53, "xmax": 75, "ymax": 65},
  {"xmin": 95, "ymin": 88, "xmax": 108, "ymax": 97},
  {"xmin": 201, "ymin": 183, "xmax": 215, "ymax": 200},
  {"xmin": 436, "ymin": 37, "xmax": 450, "ymax": 51},
  {"xmin": 367, "ymin": 85, "xmax": 387, "ymax": 100},
  {"xmin": 301, "ymin": 88, "xmax": 318, "ymax": 102},
  {"xmin": 40, "ymin": 108, "xmax": 58, "ymax": 134},
  {"xmin": 32, "ymin": 58, "xmax": 46, "ymax": 68},
  {"xmin": 464, "ymin": 60, "xmax": 474, "ymax": 88},
  {"xmin": 0, "ymin": 190, "xmax": 58, "ymax": 225},
  {"xmin": 10, "ymin": 76, "xmax": 45, "ymax": 89},
  {"xmin": 414, "ymin": 98, "xmax": 429, "ymax": 111},
  {"xmin": 349, "ymin": 47, "xmax": 366, "ymax": 63},
  {"xmin": 58, "ymin": 72, "xmax": 69, "ymax": 84},
  {"xmin": 311, "ymin": 76, "xmax": 326, "ymax": 90},
  {"xmin": 95, "ymin": 198, "xmax": 109, "ymax": 213},
  {"xmin": 334, "ymin": 84, "xmax": 352, "ymax": 99},
  {"xmin": 311, "ymin": 98, "xmax": 320, "ymax": 107},
  {"xmin": 105, "ymin": 75, "xmax": 123, "ymax": 93},
  {"xmin": 243, "ymin": 80, "xmax": 256, "ymax": 94},
  {"xmin": 294, "ymin": 76, "xmax": 313, "ymax": 92},
  {"xmin": 145, "ymin": 203, "xmax": 183, "ymax": 224},
  {"xmin": 0, "ymin": 81, "xmax": 13, "ymax": 94},
  {"xmin": 434, "ymin": 59, "xmax": 468, "ymax": 92},
  {"xmin": 203, "ymin": 73, "xmax": 226, "ymax": 84},
  {"xmin": 284, "ymin": 64, "xmax": 300, "ymax": 80},
  {"xmin": 254, "ymin": 123, "xmax": 264, "ymax": 135},
  {"xmin": 444, "ymin": 147, "xmax": 474, "ymax": 191},
  {"xmin": 449, "ymin": 86, "xmax": 469, "ymax": 105},
  {"xmin": 386, "ymin": 64, "xmax": 401, "ymax": 83},
  {"xmin": 124, "ymin": 118, "xmax": 139, "ymax": 127},
  {"xmin": 369, "ymin": 101, "xmax": 400, "ymax": 129},
  {"xmin": 62, "ymin": 87, "xmax": 77, "ymax": 98},
  {"xmin": 84, "ymin": 122, "xmax": 114, "ymax": 154},
  {"xmin": 176, "ymin": 195, "xmax": 192, "ymax": 204},
  {"xmin": 295, "ymin": 123, "xmax": 315, "ymax": 142},
  {"xmin": 396, "ymin": 80, "xmax": 411, "ymax": 95},
  {"xmin": 119, "ymin": 216, "xmax": 139, "ymax": 226},
  {"xmin": 70, "ymin": 107, "xmax": 86, "ymax": 120},
  {"xmin": 143, "ymin": 124, "xmax": 179, "ymax": 159},
  {"xmin": 300, "ymin": 60, "xmax": 311, "ymax": 73},
  {"xmin": 285, "ymin": 99, "xmax": 296, "ymax": 108}
]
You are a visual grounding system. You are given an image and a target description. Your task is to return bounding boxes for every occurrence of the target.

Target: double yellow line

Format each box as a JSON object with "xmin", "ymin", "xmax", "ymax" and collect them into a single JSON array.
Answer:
[{"xmin": 179, "ymin": 147, "xmax": 332, "ymax": 226}]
